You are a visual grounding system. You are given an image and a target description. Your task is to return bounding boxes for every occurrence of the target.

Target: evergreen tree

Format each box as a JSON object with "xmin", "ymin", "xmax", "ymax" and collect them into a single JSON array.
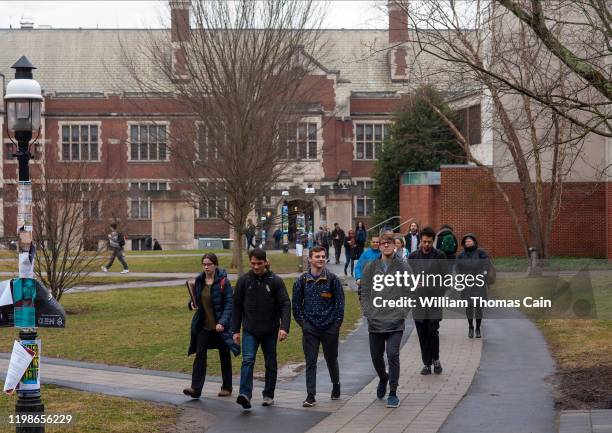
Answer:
[{"xmin": 371, "ymin": 86, "xmax": 465, "ymax": 227}]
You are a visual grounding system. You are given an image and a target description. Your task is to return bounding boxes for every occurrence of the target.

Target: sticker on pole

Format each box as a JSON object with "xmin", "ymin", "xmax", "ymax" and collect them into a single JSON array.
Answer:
[{"xmin": 3, "ymin": 340, "xmax": 35, "ymax": 395}]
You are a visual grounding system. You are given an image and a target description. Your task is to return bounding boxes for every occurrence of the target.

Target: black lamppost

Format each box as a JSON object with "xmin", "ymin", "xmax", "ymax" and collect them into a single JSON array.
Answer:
[{"xmin": 5, "ymin": 56, "xmax": 44, "ymax": 433}]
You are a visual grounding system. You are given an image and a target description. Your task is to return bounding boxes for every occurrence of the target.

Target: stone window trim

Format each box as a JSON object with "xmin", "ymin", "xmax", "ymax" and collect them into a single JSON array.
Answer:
[
  {"xmin": 353, "ymin": 120, "xmax": 391, "ymax": 161},
  {"xmin": 126, "ymin": 121, "xmax": 170, "ymax": 163},
  {"xmin": 283, "ymin": 116, "xmax": 323, "ymax": 162},
  {"xmin": 57, "ymin": 121, "xmax": 102, "ymax": 162},
  {"xmin": 196, "ymin": 181, "xmax": 227, "ymax": 220},
  {"xmin": 353, "ymin": 178, "xmax": 376, "ymax": 217},
  {"xmin": 127, "ymin": 180, "xmax": 171, "ymax": 220}
]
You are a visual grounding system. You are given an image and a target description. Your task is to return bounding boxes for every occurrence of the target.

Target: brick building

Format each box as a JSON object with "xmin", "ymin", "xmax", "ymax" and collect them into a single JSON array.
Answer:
[{"xmin": 1, "ymin": 3, "xmax": 609, "ymax": 257}]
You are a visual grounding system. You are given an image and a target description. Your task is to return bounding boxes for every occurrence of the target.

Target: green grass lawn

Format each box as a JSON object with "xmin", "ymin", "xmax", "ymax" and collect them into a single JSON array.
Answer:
[
  {"xmin": 0, "ymin": 279, "xmax": 360, "ymax": 376},
  {"xmin": 491, "ymin": 275, "xmax": 612, "ymax": 409},
  {"xmin": 493, "ymin": 256, "xmax": 612, "ymax": 272},
  {"xmin": 0, "ymin": 253, "xmax": 300, "ymax": 274},
  {"xmin": 0, "ymin": 385, "xmax": 178, "ymax": 433}
]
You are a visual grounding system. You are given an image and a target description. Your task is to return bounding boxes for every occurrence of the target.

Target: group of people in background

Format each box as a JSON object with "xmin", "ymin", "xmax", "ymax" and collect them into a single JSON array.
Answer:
[{"xmin": 183, "ymin": 221, "xmax": 493, "ymax": 411}]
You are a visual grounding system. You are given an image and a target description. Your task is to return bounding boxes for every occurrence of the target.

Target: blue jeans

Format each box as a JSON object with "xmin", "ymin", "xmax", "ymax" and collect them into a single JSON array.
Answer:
[{"xmin": 239, "ymin": 331, "xmax": 278, "ymax": 399}]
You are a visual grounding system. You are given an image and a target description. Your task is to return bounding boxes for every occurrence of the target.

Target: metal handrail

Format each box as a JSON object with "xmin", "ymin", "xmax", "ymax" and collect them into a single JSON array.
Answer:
[
  {"xmin": 392, "ymin": 217, "xmax": 415, "ymax": 232},
  {"xmin": 366, "ymin": 216, "xmax": 400, "ymax": 232}
]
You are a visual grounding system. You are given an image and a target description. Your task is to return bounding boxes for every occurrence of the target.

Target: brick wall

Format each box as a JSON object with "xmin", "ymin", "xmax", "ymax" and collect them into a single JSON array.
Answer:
[{"xmin": 399, "ymin": 166, "xmax": 608, "ymax": 258}]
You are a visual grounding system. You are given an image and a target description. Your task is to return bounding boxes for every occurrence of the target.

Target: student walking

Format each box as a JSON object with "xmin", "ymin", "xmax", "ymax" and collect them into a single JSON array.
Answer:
[
  {"xmin": 232, "ymin": 249, "xmax": 291, "ymax": 410},
  {"xmin": 394, "ymin": 235, "xmax": 408, "ymax": 262},
  {"xmin": 408, "ymin": 226, "xmax": 449, "ymax": 376},
  {"xmin": 404, "ymin": 222, "xmax": 420, "ymax": 255},
  {"xmin": 331, "ymin": 223, "xmax": 346, "ymax": 265},
  {"xmin": 183, "ymin": 253, "xmax": 240, "ymax": 399},
  {"xmin": 456, "ymin": 234, "xmax": 493, "ymax": 339},
  {"xmin": 354, "ymin": 236, "xmax": 381, "ymax": 284},
  {"xmin": 101, "ymin": 223, "xmax": 129, "ymax": 273},
  {"xmin": 359, "ymin": 233, "xmax": 412, "ymax": 408},
  {"xmin": 343, "ymin": 230, "xmax": 359, "ymax": 276},
  {"xmin": 293, "ymin": 246, "xmax": 345, "ymax": 407},
  {"xmin": 355, "ymin": 221, "xmax": 367, "ymax": 256}
]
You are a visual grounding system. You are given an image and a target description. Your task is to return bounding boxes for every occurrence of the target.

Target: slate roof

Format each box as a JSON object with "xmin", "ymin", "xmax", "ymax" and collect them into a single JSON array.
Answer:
[{"xmin": 0, "ymin": 28, "xmax": 465, "ymax": 96}]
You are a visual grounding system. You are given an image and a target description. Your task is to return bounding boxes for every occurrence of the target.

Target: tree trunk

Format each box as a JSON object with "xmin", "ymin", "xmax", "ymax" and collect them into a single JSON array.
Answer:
[{"xmin": 232, "ymin": 230, "xmax": 244, "ymax": 276}]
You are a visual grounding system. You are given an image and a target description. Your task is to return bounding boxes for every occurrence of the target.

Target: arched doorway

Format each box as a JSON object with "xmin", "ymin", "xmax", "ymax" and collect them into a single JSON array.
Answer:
[{"xmin": 286, "ymin": 199, "xmax": 315, "ymax": 244}]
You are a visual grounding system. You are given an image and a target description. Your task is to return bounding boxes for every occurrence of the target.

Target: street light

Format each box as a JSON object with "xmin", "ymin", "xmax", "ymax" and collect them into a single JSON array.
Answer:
[
  {"xmin": 5, "ymin": 55, "xmax": 44, "ymax": 432},
  {"xmin": 5, "ymin": 56, "xmax": 42, "ymax": 182}
]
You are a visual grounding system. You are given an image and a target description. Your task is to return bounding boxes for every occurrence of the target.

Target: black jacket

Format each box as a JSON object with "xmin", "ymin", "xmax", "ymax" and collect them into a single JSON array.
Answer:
[
  {"xmin": 408, "ymin": 247, "xmax": 448, "ymax": 321},
  {"xmin": 456, "ymin": 233, "xmax": 492, "ymax": 300},
  {"xmin": 232, "ymin": 270, "xmax": 291, "ymax": 336},
  {"xmin": 404, "ymin": 232, "xmax": 420, "ymax": 254}
]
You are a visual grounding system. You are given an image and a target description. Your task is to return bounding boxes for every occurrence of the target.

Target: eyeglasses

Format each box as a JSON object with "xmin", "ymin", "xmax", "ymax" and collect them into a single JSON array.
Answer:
[
  {"xmin": 380, "ymin": 241, "xmax": 393, "ymax": 246},
  {"xmin": 202, "ymin": 262, "xmax": 215, "ymax": 267}
]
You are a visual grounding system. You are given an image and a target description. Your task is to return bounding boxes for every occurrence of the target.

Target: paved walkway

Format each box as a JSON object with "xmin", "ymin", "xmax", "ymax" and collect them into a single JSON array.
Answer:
[
  {"xmin": 560, "ymin": 410, "xmax": 612, "ymax": 433},
  {"xmin": 439, "ymin": 308, "xmax": 556, "ymax": 433}
]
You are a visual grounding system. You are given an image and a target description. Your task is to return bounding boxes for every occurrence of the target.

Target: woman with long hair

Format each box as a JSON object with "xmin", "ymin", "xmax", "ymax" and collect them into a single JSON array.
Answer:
[
  {"xmin": 355, "ymin": 221, "xmax": 367, "ymax": 257},
  {"xmin": 343, "ymin": 229, "xmax": 359, "ymax": 276},
  {"xmin": 184, "ymin": 253, "xmax": 240, "ymax": 399}
]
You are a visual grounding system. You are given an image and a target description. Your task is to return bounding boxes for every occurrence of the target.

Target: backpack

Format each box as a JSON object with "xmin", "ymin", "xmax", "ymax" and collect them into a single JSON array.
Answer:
[
  {"xmin": 440, "ymin": 232, "xmax": 457, "ymax": 255},
  {"xmin": 118, "ymin": 232, "xmax": 126, "ymax": 247}
]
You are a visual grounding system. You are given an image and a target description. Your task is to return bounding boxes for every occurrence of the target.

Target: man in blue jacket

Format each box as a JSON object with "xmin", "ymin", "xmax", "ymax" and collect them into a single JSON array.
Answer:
[
  {"xmin": 293, "ymin": 246, "xmax": 345, "ymax": 408},
  {"xmin": 355, "ymin": 235, "xmax": 381, "ymax": 284}
]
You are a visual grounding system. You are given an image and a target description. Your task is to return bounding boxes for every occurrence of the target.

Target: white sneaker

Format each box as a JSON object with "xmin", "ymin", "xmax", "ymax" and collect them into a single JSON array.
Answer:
[
  {"xmin": 101, "ymin": 266, "xmax": 108, "ymax": 272},
  {"xmin": 120, "ymin": 269, "xmax": 130, "ymax": 274}
]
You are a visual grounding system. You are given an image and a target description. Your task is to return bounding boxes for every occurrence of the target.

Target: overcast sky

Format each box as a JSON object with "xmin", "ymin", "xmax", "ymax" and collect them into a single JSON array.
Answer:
[{"xmin": 0, "ymin": 1, "xmax": 386, "ymax": 29}]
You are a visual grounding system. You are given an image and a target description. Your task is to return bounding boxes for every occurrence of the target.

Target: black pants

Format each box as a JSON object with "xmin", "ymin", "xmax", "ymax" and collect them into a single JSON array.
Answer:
[
  {"xmin": 191, "ymin": 329, "xmax": 232, "ymax": 394},
  {"xmin": 466, "ymin": 305, "xmax": 484, "ymax": 320},
  {"xmin": 333, "ymin": 242, "xmax": 342, "ymax": 263},
  {"xmin": 302, "ymin": 323, "xmax": 340, "ymax": 396},
  {"xmin": 369, "ymin": 331, "xmax": 403, "ymax": 393},
  {"xmin": 414, "ymin": 320, "xmax": 440, "ymax": 366},
  {"xmin": 105, "ymin": 247, "xmax": 128, "ymax": 270}
]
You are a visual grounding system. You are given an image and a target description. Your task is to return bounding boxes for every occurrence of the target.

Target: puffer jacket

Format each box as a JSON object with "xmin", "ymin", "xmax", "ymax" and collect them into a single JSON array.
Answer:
[{"xmin": 187, "ymin": 268, "xmax": 240, "ymax": 356}]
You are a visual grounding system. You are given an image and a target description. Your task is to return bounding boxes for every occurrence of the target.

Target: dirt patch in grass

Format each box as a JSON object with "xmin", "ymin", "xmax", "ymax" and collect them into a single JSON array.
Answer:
[{"xmin": 553, "ymin": 365, "xmax": 612, "ymax": 410}]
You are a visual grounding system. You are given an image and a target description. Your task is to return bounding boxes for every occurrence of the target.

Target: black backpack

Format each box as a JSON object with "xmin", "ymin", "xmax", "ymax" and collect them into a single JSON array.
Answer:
[{"xmin": 118, "ymin": 232, "xmax": 126, "ymax": 247}]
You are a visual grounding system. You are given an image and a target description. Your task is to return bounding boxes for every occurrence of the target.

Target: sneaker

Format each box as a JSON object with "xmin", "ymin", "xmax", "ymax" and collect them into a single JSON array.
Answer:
[
  {"xmin": 386, "ymin": 393, "xmax": 400, "ymax": 408},
  {"xmin": 376, "ymin": 377, "xmax": 388, "ymax": 399},
  {"xmin": 302, "ymin": 394, "xmax": 316, "ymax": 407},
  {"xmin": 217, "ymin": 388, "xmax": 232, "ymax": 397},
  {"xmin": 120, "ymin": 269, "xmax": 130, "ymax": 274},
  {"xmin": 236, "ymin": 394, "xmax": 251, "ymax": 410},
  {"xmin": 468, "ymin": 327, "xmax": 474, "ymax": 338},
  {"xmin": 475, "ymin": 328, "xmax": 482, "ymax": 338},
  {"xmin": 182, "ymin": 387, "xmax": 201, "ymax": 399},
  {"xmin": 331, "ymin": 383, "xmax": 341, "ymax": 400},
  {"xmin": 101, "ymin": 266, "xmax": 108, "ymax": 273},
  {"xmin": 262, "ymin": 396, "xmax": 274, "ymax": 407},
  {"xmin": 420, "ymin": 365, "xmax": 432, "ymax": 375},
  {"xmin": 433, "ymin": 359, "xmax": 443, "ymax": 374}
]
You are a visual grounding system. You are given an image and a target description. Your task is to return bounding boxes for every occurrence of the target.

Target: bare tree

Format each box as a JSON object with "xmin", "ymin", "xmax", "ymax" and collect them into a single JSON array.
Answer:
[
  {"xmin": 33, "ymin": 164, "xmax": 113, "ymax": 300},
  {"xmin": 119, "ymin": 0, "xmax": 327, "ymax": 273},
  {"xmin": 397, "ymin": 0, "xmax": 611, "ymax": 137},
  {"xmin": 393, "ymin": 1, "xmax": 591, "ymax": 259}
]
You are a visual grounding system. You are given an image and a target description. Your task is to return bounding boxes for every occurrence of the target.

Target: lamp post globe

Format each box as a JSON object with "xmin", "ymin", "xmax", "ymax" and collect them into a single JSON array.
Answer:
[{"xmin": 5, "ymin": 56, "xmax": 43, "ymax": 182}]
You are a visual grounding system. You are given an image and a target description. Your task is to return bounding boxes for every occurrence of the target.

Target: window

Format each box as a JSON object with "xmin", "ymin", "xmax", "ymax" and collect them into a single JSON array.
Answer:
[
  {"xmin": 83, "ymin": 200, "xmax": 100, "ymax": 220},
  {"xmin": 129, "ymin": 181, "xmax": 169, "ymax": 219},
  {"xmin": 198, "ymin": 183, "xmax": 227, "ymax": 219},
  {"xmin": 286, "ymin": 122, "xmax": 317, "ymax": 160},
  {"xmin": 60, "ymin": 183, "xmax": 100, "ymax": 219},
  {"xmin": 130, "ymin": 124, "xmax": 167, "ymax": 161},
  {"xmin": 456, "ymin": 105, "xmax": 481, "ymax": 145},
  {"xmin": 355, "ymin": 180, "xmax": 375, "ymax": 217},
  {"xmin": 61, "ymin": 124, "xmax": 99, "ymax": 161},
  {"xmin": 197, "ymin": 124, "xmax": 225, "ymax": 161},
  {"xmin": 355, "ymin": 123, "xmax": 389, "ymax": 160}
]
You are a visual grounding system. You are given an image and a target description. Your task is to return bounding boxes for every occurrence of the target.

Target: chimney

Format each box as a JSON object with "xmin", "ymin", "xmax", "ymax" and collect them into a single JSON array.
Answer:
[
  {"xmin": 170, "ymin": 0, "xmax": 190, "ymax": 80},
  {"xmin": 20, "ymin": 15, "xmax": 35, "ymax": 30},
  {"xmin": 388, "ymin": 1, "xmax": 408, "ymax": 44}
]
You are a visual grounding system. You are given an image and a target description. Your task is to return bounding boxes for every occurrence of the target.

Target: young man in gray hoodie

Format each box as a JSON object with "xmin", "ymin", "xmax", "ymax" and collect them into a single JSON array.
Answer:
[{"xmin": 360, "ymin": 233, "xmax": 412, "ymax": 408}]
